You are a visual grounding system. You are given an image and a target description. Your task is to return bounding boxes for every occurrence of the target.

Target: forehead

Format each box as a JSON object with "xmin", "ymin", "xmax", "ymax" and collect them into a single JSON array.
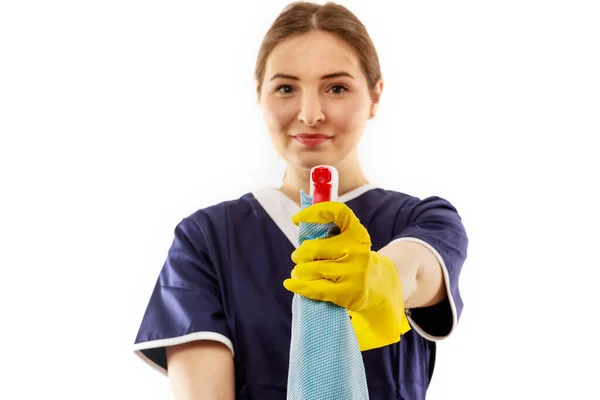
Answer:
[{"xmin": 265, "ymin": 30, "xmax": 362, "ymax": 80}]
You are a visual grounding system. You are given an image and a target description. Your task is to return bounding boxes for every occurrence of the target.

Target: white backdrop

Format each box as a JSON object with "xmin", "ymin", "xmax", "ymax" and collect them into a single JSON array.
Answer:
[{"xmin": 1, "ymin": 1, "xmax": 599, "ymax": 399}]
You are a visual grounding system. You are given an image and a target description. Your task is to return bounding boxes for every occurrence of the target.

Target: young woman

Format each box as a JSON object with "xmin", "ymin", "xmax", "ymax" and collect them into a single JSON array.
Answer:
[{"xmin": 133, "ymin": 2, "xmax": 469, "ymax": 399}]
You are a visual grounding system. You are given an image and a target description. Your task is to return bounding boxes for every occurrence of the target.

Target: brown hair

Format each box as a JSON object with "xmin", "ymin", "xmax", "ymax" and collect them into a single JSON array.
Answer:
[{"xmin": 254, "ymin": 1, "xmax": 382, "ymax": 99}]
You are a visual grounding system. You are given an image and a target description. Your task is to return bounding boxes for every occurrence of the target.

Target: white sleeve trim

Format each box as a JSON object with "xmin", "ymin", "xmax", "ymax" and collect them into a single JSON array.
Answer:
[
  {"xmin": 132, "ymin": 331, "xmax": 234, "ymax": 376},
  {"xmin": 389, "ymin": 236, "xmax": 457, "ymax": 342}
]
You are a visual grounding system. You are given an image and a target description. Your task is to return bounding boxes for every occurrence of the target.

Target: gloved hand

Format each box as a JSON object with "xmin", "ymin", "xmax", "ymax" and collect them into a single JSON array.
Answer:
[{"xmin": 283, "ymin": 201, "xmax": 411, "ymax": 351}]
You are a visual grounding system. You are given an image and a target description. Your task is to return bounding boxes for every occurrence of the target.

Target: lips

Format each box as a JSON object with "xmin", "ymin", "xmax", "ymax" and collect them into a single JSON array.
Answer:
[{"xmin": 293, "ymin": 133, "xmax": 332, "ymax": 147}]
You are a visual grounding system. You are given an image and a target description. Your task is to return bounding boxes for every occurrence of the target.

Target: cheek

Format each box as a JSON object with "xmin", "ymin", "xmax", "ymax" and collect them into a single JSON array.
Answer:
[
  {"xmin": 329, "ymin": 98, "xmax": 368, "ymax": 133},
  {"xmin": 262, "ymin": 98, "xmax": 297, "ymax": 132}
]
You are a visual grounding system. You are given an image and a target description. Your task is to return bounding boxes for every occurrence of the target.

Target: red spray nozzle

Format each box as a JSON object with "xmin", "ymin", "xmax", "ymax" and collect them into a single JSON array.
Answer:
[
  {"xmin": 312, "ymin": 167, "xmax": 332, "ymax": 185},
  {"xmin": 311, "ymin": 166, "xmax": 337, "ymax": 204}
]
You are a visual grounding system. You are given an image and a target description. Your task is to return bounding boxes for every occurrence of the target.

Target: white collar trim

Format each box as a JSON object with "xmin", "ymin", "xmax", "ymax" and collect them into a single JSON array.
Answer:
[{"xmin": 251, "ymin": 183, "xmax": 378, "ymax": 249}]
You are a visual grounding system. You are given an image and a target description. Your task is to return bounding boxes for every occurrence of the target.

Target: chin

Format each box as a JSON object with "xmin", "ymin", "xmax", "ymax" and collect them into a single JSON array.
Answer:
[{"xmin": 292, "ymin": 153, "xmax": 340, "ymax": 171}]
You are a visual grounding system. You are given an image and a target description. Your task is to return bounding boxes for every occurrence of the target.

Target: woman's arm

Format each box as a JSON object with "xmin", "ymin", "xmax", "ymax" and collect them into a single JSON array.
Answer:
[
  {"xmin": 378, "ymin": 240, "xmax": 446, "ymax": 309},
  {"xmin": 166, "ymin": 341, "xmax": 235, "ymax": 400}
]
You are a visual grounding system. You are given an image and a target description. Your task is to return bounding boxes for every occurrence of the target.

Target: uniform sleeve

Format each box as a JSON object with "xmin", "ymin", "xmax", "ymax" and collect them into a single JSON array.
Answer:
[
  {"xmin": 132, "ymin": 217, "xmax": 233, "ymax": 376},
  {"xmin": 390, "ymin": 196, "xmax": 469, "ymax": 341}
]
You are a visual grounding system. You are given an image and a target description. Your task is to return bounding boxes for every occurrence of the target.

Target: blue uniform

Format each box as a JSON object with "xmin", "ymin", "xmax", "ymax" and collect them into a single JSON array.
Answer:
[{"xmin": 133, "ymin": 184, "xmax": 468, "ymax": 399}]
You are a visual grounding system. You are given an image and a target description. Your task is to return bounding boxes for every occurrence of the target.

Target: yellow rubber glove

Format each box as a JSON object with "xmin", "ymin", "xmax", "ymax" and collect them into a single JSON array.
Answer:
[{"xmin": 283, "ymin": 201, "xmax": 411, "ymax": 351}]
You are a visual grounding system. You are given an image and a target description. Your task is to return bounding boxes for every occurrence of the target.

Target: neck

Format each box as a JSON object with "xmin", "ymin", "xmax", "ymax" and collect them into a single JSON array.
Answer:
[{"xmin": 278, "ymin": 153, "xmax": 369, "ymax": 206}]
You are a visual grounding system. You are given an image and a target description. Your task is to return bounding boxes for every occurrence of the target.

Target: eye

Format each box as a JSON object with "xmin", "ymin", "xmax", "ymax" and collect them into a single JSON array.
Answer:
[
  {"xmin": 329, "ymin": 85, "xmax": 348, "ymax": 95},
  {"xmin": 275, "ymin": 85, "xmax": 294, "ymax": 94}
]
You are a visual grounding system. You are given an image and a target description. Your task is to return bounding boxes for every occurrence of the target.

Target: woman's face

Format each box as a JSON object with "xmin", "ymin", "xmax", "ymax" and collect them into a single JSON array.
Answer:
[{"xmin": 259, "ymin": 30, "xmax": 382, "ymax": 171}]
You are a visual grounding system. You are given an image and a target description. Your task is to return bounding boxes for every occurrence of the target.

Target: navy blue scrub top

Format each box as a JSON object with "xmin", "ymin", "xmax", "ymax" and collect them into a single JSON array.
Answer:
[{"xmin": 133, "ymin": 184, "xmax": 469, "ymax": 400}]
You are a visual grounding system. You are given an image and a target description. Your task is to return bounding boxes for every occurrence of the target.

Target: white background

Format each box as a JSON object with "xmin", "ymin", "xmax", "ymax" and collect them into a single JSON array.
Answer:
[{"xmin": 1, "ymin": 0, "xmax": 599, "ymax": 398}]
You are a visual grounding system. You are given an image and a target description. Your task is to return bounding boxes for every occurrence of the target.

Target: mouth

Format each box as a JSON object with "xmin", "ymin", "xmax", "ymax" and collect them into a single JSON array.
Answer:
[{"xmin": 292, "ymin": 133, "xmax": 332, "ymax": 147}]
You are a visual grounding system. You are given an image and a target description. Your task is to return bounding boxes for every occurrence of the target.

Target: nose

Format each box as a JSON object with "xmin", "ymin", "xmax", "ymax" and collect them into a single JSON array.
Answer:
[{"xmin": 298, "ymin": 91, "xmax": 325, "ymax": 126}]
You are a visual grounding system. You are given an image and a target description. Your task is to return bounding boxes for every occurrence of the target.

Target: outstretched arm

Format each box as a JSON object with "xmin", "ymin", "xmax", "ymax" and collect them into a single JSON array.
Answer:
[{"xmin": 378, "ymin": 240, "xmax": 446, "ymax": 309}]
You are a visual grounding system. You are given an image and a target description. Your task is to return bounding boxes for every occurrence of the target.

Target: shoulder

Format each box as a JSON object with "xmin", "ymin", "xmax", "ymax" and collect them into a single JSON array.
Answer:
[
  {"xmin": 375, "ymin": 187, "xmax": 462, "ymax": 214},
  {"xmin": 170, "ymin": 191, "xmax": 258, "ymax": 244},
  {"xmin": 367, "ymin": 187, "xmax": 420, "ymax": 206},
  {"xmin": 184, "ymin": 191, "xmax": 255, "ymax": 225},
  {"xmin": 361, "ymin": 187, "xmax": 465, "ymax": 231},
  {"xmin": 361, "ymin": 187, "xmax": 452, "ymax": 213}
]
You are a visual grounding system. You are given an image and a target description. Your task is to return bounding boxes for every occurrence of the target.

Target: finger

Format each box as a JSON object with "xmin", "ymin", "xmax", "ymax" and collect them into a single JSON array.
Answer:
[
  {"xmin": 292, "ymin": 202, "xmax": 358, "ymax": 232},
  {"xmin": 291, "ymin": 222, "xmax": 371, "ymax": 265},
  {"xmin": 291, "ymin": 234, "xmax": 353, "ymax": 264},
  {"xmin": 283, "ymin": 278, "xmax": 350, "ymax": 306},
  {"xmin": 290, "ymin": 259, "xmax": 346, "ymax": 282}
]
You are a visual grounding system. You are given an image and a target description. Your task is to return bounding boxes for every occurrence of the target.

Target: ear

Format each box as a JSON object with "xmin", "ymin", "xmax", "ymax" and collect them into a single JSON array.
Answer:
[{"xmin": 368, "ymin": 79, "xmax": 383, "ymax": 119}]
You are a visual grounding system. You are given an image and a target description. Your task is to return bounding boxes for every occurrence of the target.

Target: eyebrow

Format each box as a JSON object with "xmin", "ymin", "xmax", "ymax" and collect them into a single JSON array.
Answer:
[{"xmin": 269, "ymin": 71, "xmax": 355, "ymax": 81}]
